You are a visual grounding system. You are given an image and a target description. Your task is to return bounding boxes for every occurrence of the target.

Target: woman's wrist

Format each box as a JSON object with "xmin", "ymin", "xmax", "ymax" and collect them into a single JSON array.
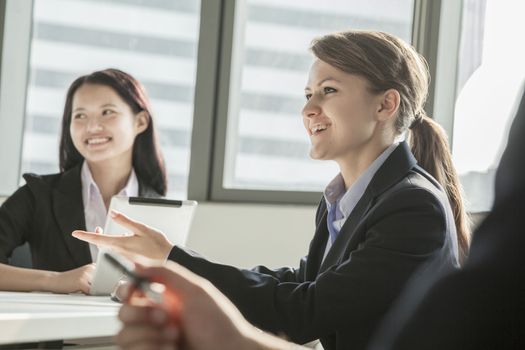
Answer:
[
  {"xmin": 37, "ymin": 270, "xmax": 59, "ymax": 292},
  {"xmin": 159, "ymin": 242, "xmax": 174, "ymax": 261}
]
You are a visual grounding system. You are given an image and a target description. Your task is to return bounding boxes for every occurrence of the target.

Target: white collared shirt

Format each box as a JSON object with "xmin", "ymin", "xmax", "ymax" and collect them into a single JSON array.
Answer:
[
  {"xmin": 322, "ymin": 143, "xmax": 399, "ymax": 261},
  {"xmin": 81, "ymin": 161, "xmax": 139, "ymax": 261}
]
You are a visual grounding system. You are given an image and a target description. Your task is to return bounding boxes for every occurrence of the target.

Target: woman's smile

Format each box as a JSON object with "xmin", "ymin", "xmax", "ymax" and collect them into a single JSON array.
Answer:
[{"xmin": 84, "ymin": 135, "xmax": 113, "ymax": 151}]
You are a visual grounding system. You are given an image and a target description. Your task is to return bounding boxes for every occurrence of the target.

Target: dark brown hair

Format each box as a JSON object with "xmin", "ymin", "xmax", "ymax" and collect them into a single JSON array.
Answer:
[
  {"xmin": 59, "ymin": 68, "xmax": 167, "ymax": 196},
  {"xmin": 311, "ymin": 30, "xmax": 470, "ymax": 263}
]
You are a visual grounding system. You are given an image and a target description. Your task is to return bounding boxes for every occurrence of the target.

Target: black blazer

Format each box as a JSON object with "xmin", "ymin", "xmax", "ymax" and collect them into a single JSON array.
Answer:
[
  {"xmin": 168, "ymin": 141, "xmax": 459, "ymax": 350},
  {"xmin": 370, "ymin": 89, "xmax": 525, "ymax": 350},
  {"xmin": 0, "ymin": 165, "xmax": 160, "ymax": 271}
]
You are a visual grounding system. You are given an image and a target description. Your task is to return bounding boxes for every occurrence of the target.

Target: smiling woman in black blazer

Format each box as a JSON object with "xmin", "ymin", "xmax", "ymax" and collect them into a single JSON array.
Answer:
[
  {"xmin": 0, "ymin": 69, "xmax": 167, "ymax": 294},
  {"xmin": 76, "ymin": 31, "xmax": 470, "ymax": 350}
]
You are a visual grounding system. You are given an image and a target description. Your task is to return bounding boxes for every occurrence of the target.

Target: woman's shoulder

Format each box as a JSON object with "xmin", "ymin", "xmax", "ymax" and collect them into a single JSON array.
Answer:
[
  {"xmin": 2, "ymin": 171, "xmax": 68, "ymax": 208},
  {"xmin": 366, "ymin": 169, "xmax": 452, "ymax": 237},
  {"xmin": 404, "ymin": 165, "xmax": 447, "ymax": 200},
  {"xmin": 23, "ymin": 171, "xmax": 63, "ymax": 184},
  {"xmin": 374, "ymin": 165, "xmax": 449, "ymax": 215},
  {"xmin": 22, "ymin": 166, "xmax": 81, "ymax": 194},
  {"xmin": 374, "ymin": 166, "xmax": 454, "ymax": 228}
]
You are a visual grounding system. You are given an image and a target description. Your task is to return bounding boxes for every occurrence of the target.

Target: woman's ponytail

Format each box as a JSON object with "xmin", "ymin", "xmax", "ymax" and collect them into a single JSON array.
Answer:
[{"xmin": 409, "ymin": 113, "xmax": 471, "ymax": 264}]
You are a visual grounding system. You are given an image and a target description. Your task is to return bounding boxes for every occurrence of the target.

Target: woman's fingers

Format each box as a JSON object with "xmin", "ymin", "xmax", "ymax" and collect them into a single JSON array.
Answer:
[
  {"xmin": 72, "ymin": 230, "xmax": 130, "ymax": 249},
  {"xmin": 117, "ymin": 304, "xmax": 180, "ymax": 350},
  {"xmin": 136, "ymin": 262, "xmax": 209, "ymax": 298},
  {"xmin": 116, "ymin": 323, "xmax": 178, "ymax": 349},
  {"xmin": 78, "ymin": 263, "xmax": 96, "ymax": 294},
  {"xmin": 111, "ymin": 280, "xmax": 132, "ymax": 302},
  {"xmin": 119, "ymin": 304, "xmax": 154, "ymax": 324},
  {"xmin": 110, "ymin": 210, "xmax": 151, "ymax": 236}
]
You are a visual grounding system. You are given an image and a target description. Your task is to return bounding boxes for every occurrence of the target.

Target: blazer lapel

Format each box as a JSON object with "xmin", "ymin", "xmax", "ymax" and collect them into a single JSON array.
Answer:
[
  {"xmin": 50, "ymin": 168, "xmax": 161, "ymax": 267},
  {"xmin": 367, "ymin": 142, "xmax": 417, "ymax": 198},
  {"xmin": 318, "ymin": 142, "xmax": 417, "ymax": 273},
  {"xmin": 319, "ymin": 191, "xmax": 374, "ymax": 272},
  {"xmin": 305, "ymin": 203, "xmax": 329, "ymax": 279},
  {"xmin": 52, "ymin": 166, "xmax": 92, "ymax": 265}
]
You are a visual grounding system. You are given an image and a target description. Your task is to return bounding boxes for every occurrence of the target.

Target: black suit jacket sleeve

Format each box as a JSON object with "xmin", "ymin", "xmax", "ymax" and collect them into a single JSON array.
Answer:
[
  {"xmin": 168, "ymin": 187, "xmax": 447, "ymax": 345},
  {"xmin": 0, "ymin": 185, "xmax": 35, "ymax": 263},
  {"xmin": 250, "ymin": 260, "xmax": 306, "ymax": 283},
  {"xmin": 0, "ymin": 170, "xmax": 93, "ymax": 270}
]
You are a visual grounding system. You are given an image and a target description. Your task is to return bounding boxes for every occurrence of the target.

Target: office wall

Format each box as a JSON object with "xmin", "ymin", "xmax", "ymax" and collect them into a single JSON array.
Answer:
[{"xmin": 185, "ymin": 202, "xmax": 316, "ymax": 269}]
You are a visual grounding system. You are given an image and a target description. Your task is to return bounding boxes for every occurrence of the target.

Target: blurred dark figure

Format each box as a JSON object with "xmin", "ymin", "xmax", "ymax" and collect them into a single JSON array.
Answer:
[{"xmin": 371, "ymin": 87, "xmax": 525, "ymax": 350}]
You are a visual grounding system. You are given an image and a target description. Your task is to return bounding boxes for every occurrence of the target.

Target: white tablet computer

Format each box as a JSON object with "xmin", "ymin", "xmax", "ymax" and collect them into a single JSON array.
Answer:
[{"xmin": 90, "ymin": 196, "xmax": 197, "ymax": 295}]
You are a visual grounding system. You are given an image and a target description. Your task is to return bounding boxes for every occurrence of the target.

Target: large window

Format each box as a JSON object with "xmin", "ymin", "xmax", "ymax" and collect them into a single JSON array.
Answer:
[
  {"xmin": 2, "ymin": 0, "xmax": 516, "ymax": 210},
  {"xmin": 21, "ymin": 0, "xmax": 201, "ymax": 198},
  {"xmin": 452, "ymin": 0, "xmax": 525, "ymax": 212},
  {"xmin": 220, "ymin": 0, "xmax": 415, "ymax": 193}
]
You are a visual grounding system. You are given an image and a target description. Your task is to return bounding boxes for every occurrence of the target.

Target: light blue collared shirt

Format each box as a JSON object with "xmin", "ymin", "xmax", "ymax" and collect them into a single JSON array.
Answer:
[{"xmin": 322, "ymin": 143, "xmax": 399, "ymax": 261}]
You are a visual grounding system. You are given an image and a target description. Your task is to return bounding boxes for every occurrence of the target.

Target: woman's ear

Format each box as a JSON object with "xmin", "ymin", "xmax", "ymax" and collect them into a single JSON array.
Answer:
[
  {"xmin": 135, "ymin": 111, "xmax": 149, "ymax": 134},
  {"xmin": 377, "ymin": 89, "xmax": 400, "ymax": 122}
]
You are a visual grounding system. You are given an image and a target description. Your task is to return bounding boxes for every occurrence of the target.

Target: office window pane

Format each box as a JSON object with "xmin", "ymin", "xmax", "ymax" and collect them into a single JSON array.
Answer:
[
  {"xmin": 452, "ymin": 0, "xmax": 525, "ymax": 212},
  {"xmin": 21, "ymin": 0, "xmax": 200, "ymax": 198},
  {"xmin": 223, "ymin": 0, "xmax": 414, "ymax": 192}
]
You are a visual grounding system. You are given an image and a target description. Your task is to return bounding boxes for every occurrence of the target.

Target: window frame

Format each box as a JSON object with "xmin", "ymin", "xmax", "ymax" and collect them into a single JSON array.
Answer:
[
  {"xmin": 207, "ymin": 0, "xmax": 323, "ymax": 204},
  {"xmin": 0, "ymin": 0, "xmax": 33, "ymax": 196},
  {"xmin": 0, "ymin": 0, "xmax": 465, "ymax": 206},
  {"xmin": 205, "ymin": 0, "xmax": 462, "ymax": 204}
]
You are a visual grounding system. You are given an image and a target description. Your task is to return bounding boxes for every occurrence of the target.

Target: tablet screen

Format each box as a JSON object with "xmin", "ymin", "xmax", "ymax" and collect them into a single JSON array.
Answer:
[
  {"xmin": 104, "ymin": 196, "xmax": 196, "ymax": 246},
  {"xmin": 89, "ymin": 196, "xmax": 197, "ymax": 295}
]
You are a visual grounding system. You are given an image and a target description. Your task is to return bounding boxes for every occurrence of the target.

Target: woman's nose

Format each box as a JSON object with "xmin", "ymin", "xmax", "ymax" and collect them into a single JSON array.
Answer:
[
  {"xmin": 302, "ymin": 99, "xmax": 321, "ymax": 119},
  {"xmin": 86, "ymin": 116, "xmax": 103, "ymax": 132}
]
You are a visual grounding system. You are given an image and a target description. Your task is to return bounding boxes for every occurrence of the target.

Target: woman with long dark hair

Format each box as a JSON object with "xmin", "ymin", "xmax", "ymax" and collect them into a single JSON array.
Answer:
[{"xmin": 0, "ymin": 68, "xmax": 168, "ymax": 293}]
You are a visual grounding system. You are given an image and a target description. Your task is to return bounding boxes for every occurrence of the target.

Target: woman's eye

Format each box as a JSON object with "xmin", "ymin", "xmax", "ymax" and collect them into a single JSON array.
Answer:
[
  {"xmin": 73, "ymin": 113, "xmax": 85, "ymax": 119},
  {"xmin": 305, "ymin": 93, "xmax": 312, "ymax": 100},
  {"xmin": 323, "ymin": 86, "xmax": 337, "ymax": 94},
  {"xmin": 102, "ymin": 109, "xmax": 115, "ymax": 116}
]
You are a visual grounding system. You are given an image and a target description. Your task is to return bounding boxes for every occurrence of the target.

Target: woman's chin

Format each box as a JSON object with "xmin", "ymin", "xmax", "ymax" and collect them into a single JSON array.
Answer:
[
  {"xmin": 82, "ymin": 152, "xmax": 115, "ymax": 164},
  {"xmin": 309, "ymin": 149, "xmax": 329, "ymax": 161}
]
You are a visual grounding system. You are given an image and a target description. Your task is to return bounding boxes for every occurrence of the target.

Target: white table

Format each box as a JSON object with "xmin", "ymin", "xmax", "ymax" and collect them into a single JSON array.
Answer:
[{"xmin": 0, "ymin": 291, "xmax": 120, "ymax": 347}]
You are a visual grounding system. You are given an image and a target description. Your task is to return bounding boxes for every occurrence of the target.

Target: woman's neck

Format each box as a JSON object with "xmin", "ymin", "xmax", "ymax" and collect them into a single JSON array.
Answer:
[
  {"xmin": 337, "ymin": 138, "xmax": 393, "ymax": 190},
  {"xmin": 86, "ymin": 158, "xmax": 133, "ymax": 208}
]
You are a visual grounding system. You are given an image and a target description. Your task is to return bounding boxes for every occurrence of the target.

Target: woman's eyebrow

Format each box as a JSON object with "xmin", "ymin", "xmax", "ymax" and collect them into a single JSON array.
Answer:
[{"xmin": 305, "ymin": 77, "xmax": 342, "ymax": 91}]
